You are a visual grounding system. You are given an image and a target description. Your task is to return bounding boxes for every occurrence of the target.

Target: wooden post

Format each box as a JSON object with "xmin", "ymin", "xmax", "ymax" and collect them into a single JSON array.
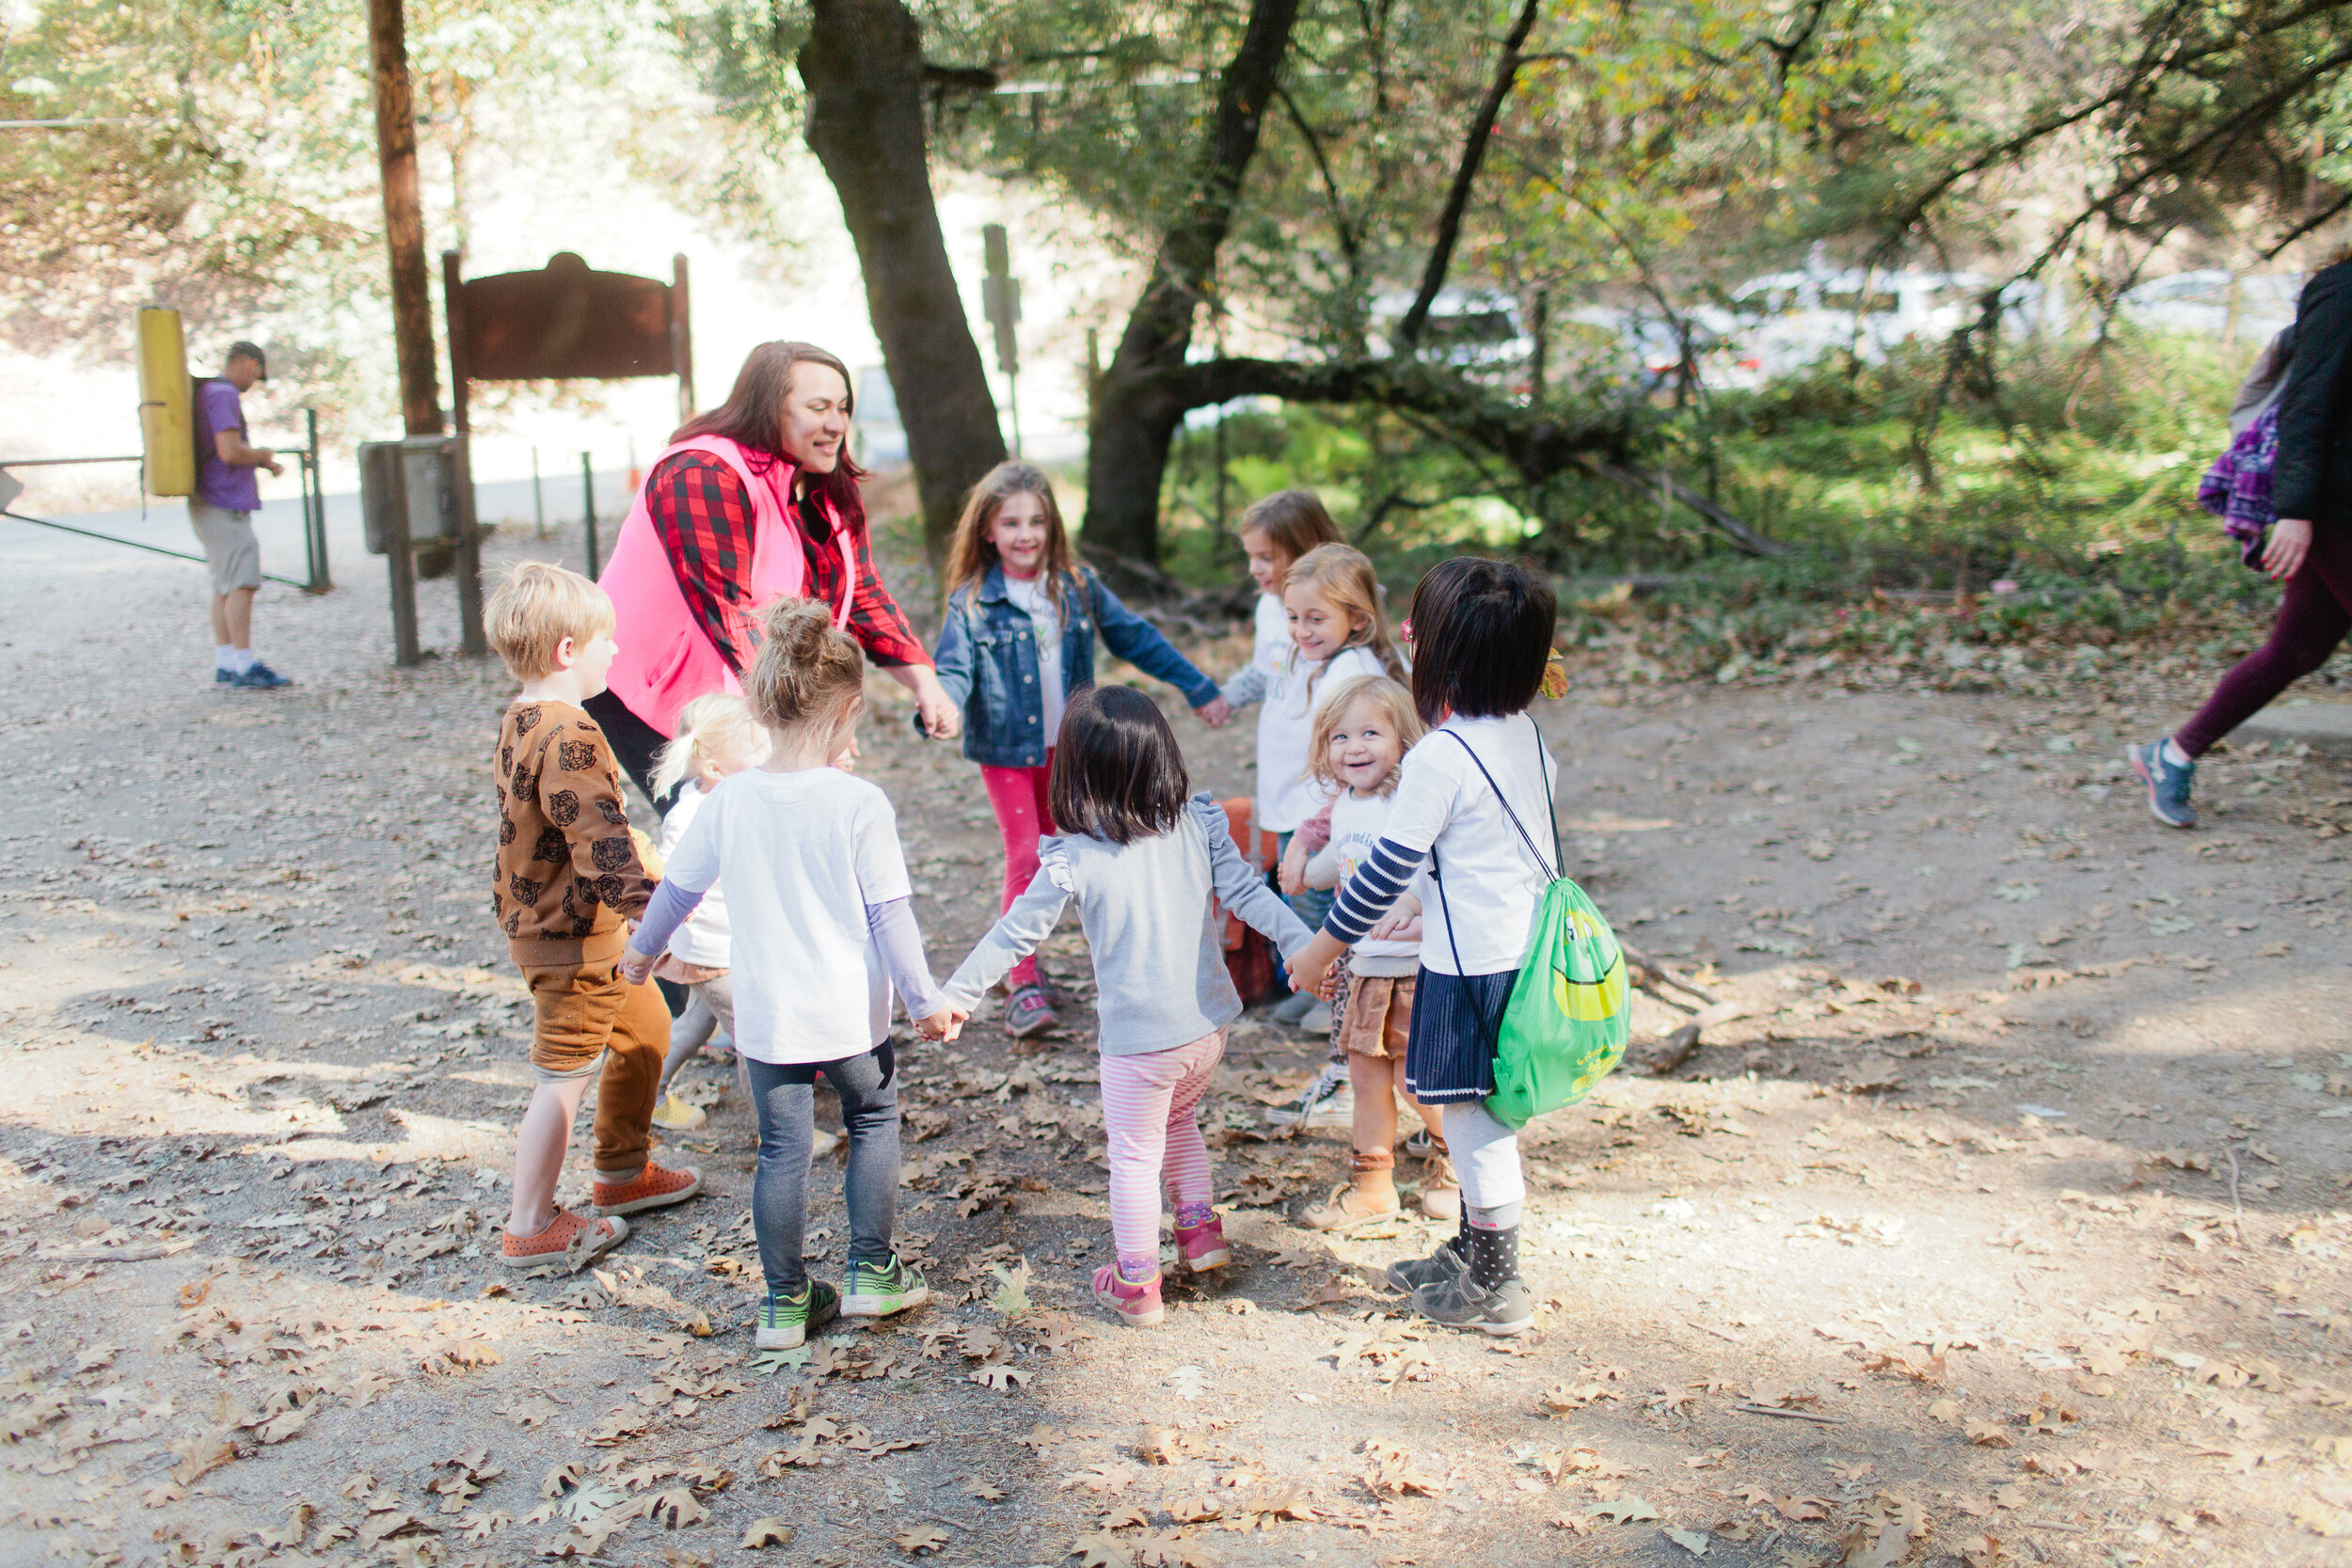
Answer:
[
  {"xmin": 441, "ymin": 247, "xmax": 486, "ymax": 657},
  {"xmin": 369, "ymin": 0, "xmax": 442, "ymax": 438},
  {"xmin": 384, "ymin": 450, "xmax": 421, "ymax": 667},
  {"xmin": 672, "ymin": 253, "xmax": 695, "ymax": 425}
]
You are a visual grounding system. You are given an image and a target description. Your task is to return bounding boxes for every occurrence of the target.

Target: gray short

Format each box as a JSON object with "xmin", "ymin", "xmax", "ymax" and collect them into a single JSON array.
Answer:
[{"xmin": 188, "ymin": 501, "xmax": 262, "ymax": 595}]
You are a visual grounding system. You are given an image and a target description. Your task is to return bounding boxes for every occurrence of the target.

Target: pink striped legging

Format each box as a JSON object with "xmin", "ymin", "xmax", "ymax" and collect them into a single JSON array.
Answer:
[{"xmin": 1096, "ymin": 1028, "xmax": 1226, "ymax": 1260}]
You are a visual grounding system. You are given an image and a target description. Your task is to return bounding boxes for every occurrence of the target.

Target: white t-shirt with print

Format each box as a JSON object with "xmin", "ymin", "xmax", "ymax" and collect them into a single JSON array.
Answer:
[
  {"xmin": 1382, "ymin": 714, "xmax": 1561, "ymax": 975},
  {"xmin": 657, "ymin": 767, "xmax": 914, "ymax": 1063},
  {"xmin": 1257, "ymin": 643, "xmax": 1386, "ymax": 832},
  {"xmin": 653, "ymin": 779, "xmax": 730, "ymax": 969},
  {"xmin": 1005, "ymin": 575, "xmax": 1066, "ymax": 744},
  {"xmin": 1324, "ymin": 787, "xmax": 1421, "ymax": 974}
]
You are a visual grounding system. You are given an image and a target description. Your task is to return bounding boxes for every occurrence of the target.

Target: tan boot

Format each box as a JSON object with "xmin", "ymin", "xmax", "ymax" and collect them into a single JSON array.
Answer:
[
  {"xmin": 1418, "ymin": 1153, "xmax": 1461, "ymax": 1223},
  {"xmin": 1302, "ymin": 1149, "xmax": 1400, "ymax": 1231}
]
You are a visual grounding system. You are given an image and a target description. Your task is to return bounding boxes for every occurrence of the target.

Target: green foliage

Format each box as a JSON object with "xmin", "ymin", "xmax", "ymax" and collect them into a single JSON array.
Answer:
[{"xmin": 1150, "ymin": 325, "xmax": 2266, "ymax": 630}]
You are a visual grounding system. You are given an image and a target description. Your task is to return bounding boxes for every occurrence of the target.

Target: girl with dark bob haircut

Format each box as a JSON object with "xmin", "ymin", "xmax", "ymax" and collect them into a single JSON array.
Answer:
[
  {"xmin": 1047, "ymin": 687, "xmax": 1193, "ymax": 846},
  {"xmin": 933, "ymin": 682, "xmax": 1317, "ymax": 1328},
  {"xmin": 1287, "ymin": 554, "xmax": 1564, "ymax": 1338},
  {"xmin": 1405, "ymin": 557, "xmax": 1558, "ymax": 727}
]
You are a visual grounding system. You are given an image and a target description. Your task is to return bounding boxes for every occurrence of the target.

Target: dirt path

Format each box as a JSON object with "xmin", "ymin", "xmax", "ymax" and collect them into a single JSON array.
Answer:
[{"xmin": 0, "ymin": 525, "xmax": 2346, "ymax": 1568}]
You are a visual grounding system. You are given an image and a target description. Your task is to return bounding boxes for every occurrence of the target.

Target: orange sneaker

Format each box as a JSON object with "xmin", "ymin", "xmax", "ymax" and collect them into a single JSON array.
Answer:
[
  {"xmin": 501, "ymin": 1207, "xmax": 627, "ymax": 1271},
  {"xmin": 592, "ymin": 1161, "xmax": 704, "ymax": 1218}
]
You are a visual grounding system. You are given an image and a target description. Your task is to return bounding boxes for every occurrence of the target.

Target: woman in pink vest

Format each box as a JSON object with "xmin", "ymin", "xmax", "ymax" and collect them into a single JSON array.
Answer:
[{"xmin": 585, "ymin": 341, "xmax": 961, "ymax": 797}]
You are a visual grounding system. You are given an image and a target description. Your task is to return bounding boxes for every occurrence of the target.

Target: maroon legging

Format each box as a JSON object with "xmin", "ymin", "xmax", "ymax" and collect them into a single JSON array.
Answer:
[{"xmin": 2176, "ymin": 523, "xmax": 2352, "ymax": 757}]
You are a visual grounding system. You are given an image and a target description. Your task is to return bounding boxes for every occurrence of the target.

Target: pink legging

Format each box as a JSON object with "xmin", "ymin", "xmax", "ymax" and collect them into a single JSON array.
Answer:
[
  {"xmin": 2177, "ymin": 526, "xmax": 2352, "ymax": 756},
  {"xmin": 981, "ymin": 757, "xmax": 1054, "ymax": 990},
  {"xmin": 1096, "ymin": 1029, "xmax": 1225, "ymax": 1262}
]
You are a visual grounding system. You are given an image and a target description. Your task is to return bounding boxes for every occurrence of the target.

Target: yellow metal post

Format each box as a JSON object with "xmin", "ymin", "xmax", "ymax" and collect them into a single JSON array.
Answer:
[{"xmin": 136, "ymin": 308, "xmax": 193, "ymax": 497}]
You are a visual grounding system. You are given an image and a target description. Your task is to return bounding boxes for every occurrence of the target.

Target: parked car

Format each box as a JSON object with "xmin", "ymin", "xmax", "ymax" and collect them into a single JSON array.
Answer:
[{"xmin": 2116, "ymin": 270, "xmax": 2301, "ymax": 341}]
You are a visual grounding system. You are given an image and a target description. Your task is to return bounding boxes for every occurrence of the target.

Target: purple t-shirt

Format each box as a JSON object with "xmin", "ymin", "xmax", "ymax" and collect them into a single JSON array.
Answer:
[{"xmin": 194, "ymin": 379, "xmax": 260, "ymax": 512}]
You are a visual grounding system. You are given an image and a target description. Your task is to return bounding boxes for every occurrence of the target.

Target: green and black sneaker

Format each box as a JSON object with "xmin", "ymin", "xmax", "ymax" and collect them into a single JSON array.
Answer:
[
  {"xmin": 756, "ymin": 1280, "xmax": 839, "ymax": 1350},
  {"xmin": 841, "ymin": 1253, "xmax": 930, "ymax": 1318}
]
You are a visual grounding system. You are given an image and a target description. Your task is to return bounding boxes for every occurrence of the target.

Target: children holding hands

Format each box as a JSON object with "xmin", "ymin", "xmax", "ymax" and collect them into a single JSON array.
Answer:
[
  {"xmin": 930, "ymin": 463, "xmax": 1232, "ymax": 1041},
  {"xmin": 624, "ymin": 598, "xmax": 963, "ymax": 1348},
  {"xmin": 935, "ymin": 687, "xmax": 1314, "ymax": 1326},
  {"xmin": 486, "ymin": 522, "xmax": 1563, "ymax": 1346},
  {"xmin": 485, "ymin": 563, "xmax": 705, "ymax": 1272}
]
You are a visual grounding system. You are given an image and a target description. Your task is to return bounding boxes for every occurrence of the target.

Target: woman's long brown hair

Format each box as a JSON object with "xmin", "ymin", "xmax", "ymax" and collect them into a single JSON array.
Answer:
[
  {"xmin": 943, "ymin": 462, "xmax": 1077, "ymax": 600},
  {"xmin": 673, "ymin": 341, "xmax": 868, "ymax": 530}
]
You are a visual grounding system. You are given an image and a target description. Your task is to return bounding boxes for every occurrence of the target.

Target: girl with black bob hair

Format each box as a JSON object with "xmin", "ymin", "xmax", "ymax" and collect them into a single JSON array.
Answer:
[
  {"xmin": 936, "ymin": 685, "xmax": 1315, "ymax": 1327},
  {"xmin": 1289, "ymin": 556, "xmax": 1562, "ymax": 1336}
]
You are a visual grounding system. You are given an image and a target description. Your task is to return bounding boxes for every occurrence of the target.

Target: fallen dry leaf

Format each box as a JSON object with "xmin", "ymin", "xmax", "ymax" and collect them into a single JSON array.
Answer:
[
  {"xmin": 740, "ymin": 1517, "xmax": 793, "ymax": 1548},
  {"xmin": 894, "ymin": 1522, "xmax": 950, "ymax": 1555},
  {"xmin": 1073, "ymin": 1527, "xmax": 1134, "ymax": 1568}
]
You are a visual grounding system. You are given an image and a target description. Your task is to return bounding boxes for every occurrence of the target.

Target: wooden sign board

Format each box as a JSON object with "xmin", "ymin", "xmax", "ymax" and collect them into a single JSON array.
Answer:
[{"xmin": 457, "ymin": 252, "xmax": 680, "ymax": 380}]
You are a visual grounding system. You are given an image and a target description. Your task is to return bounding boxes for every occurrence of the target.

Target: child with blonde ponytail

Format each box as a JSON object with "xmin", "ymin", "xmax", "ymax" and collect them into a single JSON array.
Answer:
[{"xmin": 625, "ymin": 599, "xmax": 963, "ymax": 1347}]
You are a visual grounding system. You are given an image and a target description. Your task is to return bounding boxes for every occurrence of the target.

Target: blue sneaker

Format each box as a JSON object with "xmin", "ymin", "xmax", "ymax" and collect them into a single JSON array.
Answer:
[
  {"xmin": 2126, "ymin": 739, "xmax": 2195, "ymax": 829},
  {"xmin": 235, "ymin": 660, "xmax": 293, "ymax": 689},
  {"xmin": 214, "ymin": 667, "xmax": 234, "ymax": 684}
]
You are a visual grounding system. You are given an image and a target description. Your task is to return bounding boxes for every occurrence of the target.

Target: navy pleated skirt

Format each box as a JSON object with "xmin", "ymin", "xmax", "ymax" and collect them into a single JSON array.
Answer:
[{"xmin": 1403, "ymin": 966, "xmax": 1518, "ymax": 1104}]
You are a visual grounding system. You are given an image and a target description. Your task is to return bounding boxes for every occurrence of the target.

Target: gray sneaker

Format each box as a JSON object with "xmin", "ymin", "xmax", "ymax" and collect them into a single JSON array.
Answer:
[
  {"xmin": 1265, "ymin": 1060, "xmax": 1350, "ymax": 1127},
  {"xmin": 2126, "ymin": 739, "xmax": 2196, "ymax": 829},
  {"xmin": 1271, "ymin": 990, "xmax": 1316, "ymax": 1025},
  {"xmin": 1006, "ymin": 983, "xmax": 1059, "ymax": 1038},
  {"xmin": 1382, "ymin": 1238, "xmax": 1468, "ymax": 1294},
  {"xmin": 1411, "ymin": 1272, "xmax": 1534, "ymax": 1336}
]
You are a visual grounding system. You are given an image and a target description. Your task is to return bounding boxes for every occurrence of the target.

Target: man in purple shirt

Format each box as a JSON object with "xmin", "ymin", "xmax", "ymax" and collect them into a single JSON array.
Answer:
[{"xmin": 191, "ymin": 341, "xmax": 293, "ymax": 689}]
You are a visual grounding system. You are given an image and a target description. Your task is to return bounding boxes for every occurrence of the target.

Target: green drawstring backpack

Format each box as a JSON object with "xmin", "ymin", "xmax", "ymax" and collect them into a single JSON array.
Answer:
[{"xmin": 1429, "ymin": 719, "xmax": 1631, "ymax": 1129}]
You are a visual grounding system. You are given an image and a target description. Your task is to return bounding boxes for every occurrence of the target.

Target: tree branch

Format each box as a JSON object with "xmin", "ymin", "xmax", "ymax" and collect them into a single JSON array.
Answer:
[
  {"xmin": 1273, "ymin": 83, "xmax": 1361, "ymax": 280},
  {"xmin": 1395, "ymin": 0, "xmax": 1545, "ymax": 353},
  {"xmin": 1109, "ymin": 0, "xmax": 1303, "ymax": 372}
]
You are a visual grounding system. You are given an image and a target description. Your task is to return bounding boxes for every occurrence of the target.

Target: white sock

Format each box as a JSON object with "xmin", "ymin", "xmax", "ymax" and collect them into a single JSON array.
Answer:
[
  {"xmin": 232, "ymin": 647, "xmax": 255, "ymax": 674},
  {"xmin": 215, "ymin": 644, "xmax": 237, "ymax": 672},
  {"xmin": 2161, "ymin": 737, "xmax": 2190, "ymax": 767}
]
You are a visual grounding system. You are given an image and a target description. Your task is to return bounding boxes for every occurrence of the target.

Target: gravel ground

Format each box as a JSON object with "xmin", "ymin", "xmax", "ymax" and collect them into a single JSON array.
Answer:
[{"xmin": 0, "ymin": 512, "xmax": 2346, "ymax": 1568}]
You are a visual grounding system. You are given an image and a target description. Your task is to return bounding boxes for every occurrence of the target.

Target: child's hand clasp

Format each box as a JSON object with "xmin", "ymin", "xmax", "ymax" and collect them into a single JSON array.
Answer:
[
  {"xmin": 915, "ymin": 1005, "xmax": 968, "ymax": 1041},
  {"xmin": 619, "ymin": 948, "xmax": 657, "ymax": 986}
]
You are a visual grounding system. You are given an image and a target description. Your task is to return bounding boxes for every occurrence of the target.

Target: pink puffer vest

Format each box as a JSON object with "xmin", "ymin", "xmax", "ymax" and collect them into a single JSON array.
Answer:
[{"xmin": 598, "ymin": 436, "xmax": 853, "ymax": 737}]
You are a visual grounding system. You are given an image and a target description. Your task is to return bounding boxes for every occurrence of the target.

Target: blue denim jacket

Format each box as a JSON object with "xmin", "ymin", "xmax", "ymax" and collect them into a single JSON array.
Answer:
[{"xmin": 930, "ymin": 565, "xmax": 1220, "ymax": 767}]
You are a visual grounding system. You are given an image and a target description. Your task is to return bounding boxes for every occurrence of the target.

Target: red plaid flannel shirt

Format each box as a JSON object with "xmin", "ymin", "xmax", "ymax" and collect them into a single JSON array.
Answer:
[{"xmin": 645, "ymin": 451, "xmax": 927, "ymax": 673}]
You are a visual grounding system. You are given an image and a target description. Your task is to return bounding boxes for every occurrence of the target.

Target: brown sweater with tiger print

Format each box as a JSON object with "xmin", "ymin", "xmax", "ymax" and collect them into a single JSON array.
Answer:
[{"xmin": 491, "ymin": 700, "xmax": 658, "ymax": 966}]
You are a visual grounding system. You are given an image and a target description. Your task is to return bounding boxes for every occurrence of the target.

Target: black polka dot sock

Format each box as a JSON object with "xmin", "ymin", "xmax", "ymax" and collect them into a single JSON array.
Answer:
[{"xmin": 1462, "ymin": 1200, "xmax": 1522, "ymax": 1291}]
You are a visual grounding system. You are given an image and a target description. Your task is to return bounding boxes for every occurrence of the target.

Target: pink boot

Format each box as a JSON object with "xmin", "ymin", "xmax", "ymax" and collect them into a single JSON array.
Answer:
[
  {"xmin": 1091, "ymin": 1266, "xmax": 1166, "ymax": 1326},
  {"xmin": 1173, "ymin": 1215, "xmax": 1230, "ymax": 1272}
]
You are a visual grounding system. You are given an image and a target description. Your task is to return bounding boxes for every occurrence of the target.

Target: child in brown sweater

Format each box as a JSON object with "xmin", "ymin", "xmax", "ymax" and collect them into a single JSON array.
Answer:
[{"xmin": 488, "ymin": 562, "xmax": 703, "ymax": 1268}]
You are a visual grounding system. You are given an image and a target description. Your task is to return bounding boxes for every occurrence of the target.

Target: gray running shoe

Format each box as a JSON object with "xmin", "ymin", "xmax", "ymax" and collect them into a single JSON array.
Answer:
[
  {"xmin": 2125, "ymin": 739, "xmax": 2196, "ymax": 829},
  {"xmin": 1271, "ymin": 990, "xmax": 1315, "ymax": 1024},
  {"xmin": 1411, "ymin": 1272, "xmax": 1534, "ymax": 1336},
  {"xmin": 1382, "ymin": 1238, "xmax": 1468, "ymax": 1295},
  {"xmin": 1006, "ymin": 983, "xmax": 1060, "ymax": 1038},
  {"xmin": 1264, "ymin": 1059, "xmax": 1351, "ymax": 1127}
]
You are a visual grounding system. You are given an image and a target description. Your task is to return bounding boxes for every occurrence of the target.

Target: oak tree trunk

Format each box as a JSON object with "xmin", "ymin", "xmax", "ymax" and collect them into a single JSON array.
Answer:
[{"xmin": 1082, "ymin": 0, "xmax": 1303, "ymax": 578}]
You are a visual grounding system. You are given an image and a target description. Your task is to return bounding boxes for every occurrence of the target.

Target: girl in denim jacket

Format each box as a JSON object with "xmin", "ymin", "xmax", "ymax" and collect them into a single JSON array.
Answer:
[{"xmin": 931, "ymin": 463, "xmax": 1232, "ymax": 1038}]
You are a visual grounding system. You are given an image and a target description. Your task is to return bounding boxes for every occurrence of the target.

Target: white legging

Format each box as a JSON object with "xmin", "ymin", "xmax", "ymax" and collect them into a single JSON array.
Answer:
[{"xmin": 1443, "ymin": 1097, "xmax": 1526, "ymax": 1213}]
